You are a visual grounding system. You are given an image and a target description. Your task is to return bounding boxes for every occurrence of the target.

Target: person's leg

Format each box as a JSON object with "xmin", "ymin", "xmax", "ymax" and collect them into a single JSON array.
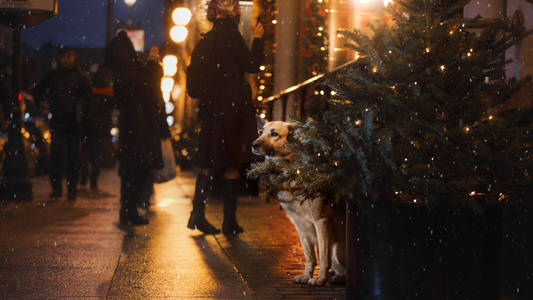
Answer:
[
  {"xmin": 49, "ymin": 131, "xmax": 65, "ymax": 198},
  {"xmin": 66, "ymin": 133, "xmax": 81, "ymax": 200},
  {"xmin": 187, "ymin": 170, "xmax": 220, "ymax": 234},
  {"xmin": 89, "ymin": 137, "xmax": 103, "ymax": 190},
  {"xmin": 222, "ymin": 168, "xmax": 243, "ymax": 235},
  {"xmin": 119, "ymin": 167, "xmax": 149, "ymax": 225},
  {"xmin": 138, "ymin": 171, "xmax": 154, "ymax": 209}
]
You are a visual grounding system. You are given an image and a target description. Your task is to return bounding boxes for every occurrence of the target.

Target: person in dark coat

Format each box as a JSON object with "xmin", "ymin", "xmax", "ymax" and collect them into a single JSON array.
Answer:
[
  {"xmin": 33, "ymin": 47, "xmax": 92, "ymax": 201},
  {"xmin": 186, "ymin": 0, "xmax": 264, "ymax": 235},
  {"xmin": 80, "ymin": 66, "xmax": 113, "ymax": 190},
  {"xmin": 105, "ymin": 31, "xmax": 164, "ymax": 225},
  {"xmin": 138, "ymin": 45, "xmax": 171, "ymax": 209}
]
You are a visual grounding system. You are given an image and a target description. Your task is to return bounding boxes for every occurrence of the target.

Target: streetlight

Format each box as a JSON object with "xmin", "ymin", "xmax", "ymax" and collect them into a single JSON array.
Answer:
[
  {"xmin": 124, "ymin": 0, "xmax": 136, "ymax": 25},
  {"xmin": 162, "ymin": 55, "xmax": 178, "ymax": 76},
  {"xmin": 172, "ymin": 7, "xmax": 192, "ymax": 26},
  {"xmin": 170, "ymin": 26, "xmax": 188, "ymax": 43},
  {"xmin": 169, "ymin": 7, "xmax": 191, "ymax": 44}
]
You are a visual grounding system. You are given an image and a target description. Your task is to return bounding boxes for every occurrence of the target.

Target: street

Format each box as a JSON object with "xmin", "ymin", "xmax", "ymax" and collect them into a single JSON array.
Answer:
[{"xmin": 0, "ymin": 168, "xmax": 345, "ymax": 299}]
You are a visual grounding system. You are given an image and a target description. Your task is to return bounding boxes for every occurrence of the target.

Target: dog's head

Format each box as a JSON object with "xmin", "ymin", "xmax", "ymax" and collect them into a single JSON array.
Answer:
[{"xmin": 252, "ymin": 117, "xmax": 295, "ymax": 158}]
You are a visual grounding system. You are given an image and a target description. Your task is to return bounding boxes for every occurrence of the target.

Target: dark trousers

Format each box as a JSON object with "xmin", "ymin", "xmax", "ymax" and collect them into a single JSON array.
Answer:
[
  {"xmin": 120, "ymin": 167, "xmax": 150, "ymax": 217},
  {"xmin": 50, "ymin": 130, "xmax": 81, "ymax": 195},
  {"xmin": 80, "ymin": 135, "xmax": 105, "ymax": 188}
]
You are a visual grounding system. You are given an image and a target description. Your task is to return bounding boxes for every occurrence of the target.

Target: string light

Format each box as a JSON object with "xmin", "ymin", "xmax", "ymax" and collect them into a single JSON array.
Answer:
[
  {"xmin": 272, "ymin": 19, "xmax": 277, "ymax": 24},
  {"xmin": 426, "ymin": 47, "xmax": 430, "ymax": 53},
  {"xmin": 440, "ymin": 65, "xmax": 446, "ymax": 71},
  {"xmin": 372, "ymin": 66, "xmax": 378, "ymax": 73}
]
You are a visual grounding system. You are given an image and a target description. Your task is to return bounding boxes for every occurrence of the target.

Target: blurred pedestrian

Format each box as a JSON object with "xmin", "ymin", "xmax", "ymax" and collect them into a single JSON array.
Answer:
[
  {"xmin": 80, "ymin": 66, "xmax": 113, "ymax": 191},
  {"xmin": 33, "ymin": 47, "xmax": 92, "ymax": 201},
  {"xmin": 138, "ymin": 45, "xmax": 171, "ymax": 209},
  {"xmin": 0, "ymin": 62, "xmax": 10, "ymax": 132},
  {"xmin": 105, "ymin": 31, "xmax": 164, "ymax": 226},
  {"xmin": 186, "ymin": 0, "xmax": 264, "ymax": 235}
]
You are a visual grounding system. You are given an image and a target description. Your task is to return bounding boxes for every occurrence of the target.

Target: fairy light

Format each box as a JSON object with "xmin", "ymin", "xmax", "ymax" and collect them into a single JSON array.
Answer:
[
  {"xmin": 257, "ymin": 96, "xmax": 263, "ymax": 101},
  {"xmin": 272, "ymin": 19, "xmax": 277, "ymax": 24},
  {"xmin": 488, "ymin": 115, "xmax": 494, "ymax": 120},
  {"xmin": 372, "ymin": 66, "xmax": 378, "ymax": 73},
  {"xmin": 465, "ymin": 126, "xmax": 470, "ymax": 133},
  {"xmin": 426, "ymin": 47, "xmax": 430, "ymax": 53},
  {"xmin": 469, "ymin": 191, "xmax": 476, "ymax": 196},
  {"xmin": 440, "ymin": 65, "xmax": 446, "ymax": 71},
  {"xmin": 259, "ymin": 65, "xmax": 266, "ymax": 71}
]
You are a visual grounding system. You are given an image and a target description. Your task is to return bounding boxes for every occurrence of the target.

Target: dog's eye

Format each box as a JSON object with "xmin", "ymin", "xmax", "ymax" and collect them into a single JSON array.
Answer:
[{"xmin": 271, "ymin": 132, "xmax": 279, "ymax": 137}]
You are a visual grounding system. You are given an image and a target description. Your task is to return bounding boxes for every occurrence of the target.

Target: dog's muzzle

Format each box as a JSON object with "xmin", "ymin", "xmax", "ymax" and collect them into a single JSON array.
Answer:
[{"xmin": 252, "ymin": 140, "xmax": 263, "ymax": 155}]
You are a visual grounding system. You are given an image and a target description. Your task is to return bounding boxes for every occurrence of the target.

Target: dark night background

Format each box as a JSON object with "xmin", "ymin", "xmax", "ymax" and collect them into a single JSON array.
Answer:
[{"xmin": 22, "ymin": 0, "xmax": 166, "ymax": 50}]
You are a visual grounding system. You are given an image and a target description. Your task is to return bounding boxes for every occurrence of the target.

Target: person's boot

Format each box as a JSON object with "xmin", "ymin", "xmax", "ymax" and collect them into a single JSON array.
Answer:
[
  {"xmin": 90, "ymin": 176, "xmax": 98, "ymax": 191},
  {"xmin": 49, "ymin": 179, "xmax": 62, "ymax": 199},
  {"xmin": 222, "ymin": 178, "xmax": 243, "ymax": 235},
  {"xmin": 119, "ymin": 197, "xmax": 149, "ymax": 226},
  {"xmin": 66, "ymin": 180, "xmax": 77, "ymax": 201},
  {"xmin": 187, "ymin": 174, "xmax": 220, "ymax": 234}
]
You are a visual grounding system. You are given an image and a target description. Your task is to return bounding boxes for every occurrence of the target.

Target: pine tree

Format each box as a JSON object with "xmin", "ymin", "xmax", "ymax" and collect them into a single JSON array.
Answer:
[{"xmin": 249, "ymin": 0, "xmax": 533, "ymax": 206}]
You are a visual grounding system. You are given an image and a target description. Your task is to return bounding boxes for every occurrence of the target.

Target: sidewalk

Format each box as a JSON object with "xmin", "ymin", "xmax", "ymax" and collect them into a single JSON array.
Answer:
[{"xmin": 0, "ymin": 168, "xmax": 345, "ymax": 299}]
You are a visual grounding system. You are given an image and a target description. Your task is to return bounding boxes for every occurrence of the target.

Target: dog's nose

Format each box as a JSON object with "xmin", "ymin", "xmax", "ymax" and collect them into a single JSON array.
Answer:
[{"xmin": 252, "ymin": 141, "xmax": 261, "ymax": 149}]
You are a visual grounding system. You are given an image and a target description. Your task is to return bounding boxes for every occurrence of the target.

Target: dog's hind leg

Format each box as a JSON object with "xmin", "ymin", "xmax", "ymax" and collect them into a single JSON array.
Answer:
[
  {"xmin": 308, "ymin": 218, "xmax": 330, "ymax": 286},
  {"xmin": 329, "ymin": 241, "xmax": 346, "ymax": 284},
  {"xmin": 293, "ymin": 229, "xmax": 316, "ymax": 284}
]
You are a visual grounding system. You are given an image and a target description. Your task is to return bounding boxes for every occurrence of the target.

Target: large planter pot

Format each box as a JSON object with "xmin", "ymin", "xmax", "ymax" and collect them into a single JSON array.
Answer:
[{"xmin": 346, "ymin": 201, "xmax": 502, "ymax": 300}]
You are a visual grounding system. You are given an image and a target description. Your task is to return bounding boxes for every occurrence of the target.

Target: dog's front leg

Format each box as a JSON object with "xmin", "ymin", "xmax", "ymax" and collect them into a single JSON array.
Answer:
[
  {"xmin": 293, "ymin": 233, "xmax": 316, "ymax": 284},
  {"xmin": 308, "ymin": 218, "xmax": 330, "ymax": 286}
]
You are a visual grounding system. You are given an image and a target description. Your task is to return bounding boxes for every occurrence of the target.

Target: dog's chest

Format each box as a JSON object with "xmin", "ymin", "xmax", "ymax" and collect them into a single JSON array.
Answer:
[{"xmin": 277, "ymin": 191, "xmax": 312, "ymax": 220}]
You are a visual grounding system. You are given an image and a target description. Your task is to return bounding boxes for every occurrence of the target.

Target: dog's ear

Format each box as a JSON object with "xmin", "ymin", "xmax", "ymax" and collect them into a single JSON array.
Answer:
[
  {"xmin": 287, "ymin": 123, "xmax": 296, "ymax": 141},
  {"xmin": 256, "ymin": 115, "xmax": 266, "ymax": 132},
  {"xmin": 287, "ymin": 123, "xmax": 296, "ymax": 134}
]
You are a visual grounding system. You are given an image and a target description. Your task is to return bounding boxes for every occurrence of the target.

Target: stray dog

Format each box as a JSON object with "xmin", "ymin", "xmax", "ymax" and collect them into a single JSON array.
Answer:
[{"xmin": 252, "ymin": 119, "xmax": 346, "ymax": 286}]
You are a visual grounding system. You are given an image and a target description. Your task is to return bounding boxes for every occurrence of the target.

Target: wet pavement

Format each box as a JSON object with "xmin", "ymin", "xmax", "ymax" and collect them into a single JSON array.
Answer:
[{"xmin": 0, "ymin": 169, "xmax": 345, "ymax": 299}]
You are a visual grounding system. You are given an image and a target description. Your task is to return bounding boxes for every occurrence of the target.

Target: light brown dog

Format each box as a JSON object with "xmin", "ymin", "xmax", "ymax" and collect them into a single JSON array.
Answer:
[{"xmin": 252, "ymin": 119, "xmax": 346, "ymax": 286}]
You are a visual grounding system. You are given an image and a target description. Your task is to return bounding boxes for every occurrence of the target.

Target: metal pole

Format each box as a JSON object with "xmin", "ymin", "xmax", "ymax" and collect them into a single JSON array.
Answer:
[
  {"xmin": 1, "ymin": 26, "xmax": 33, "ymax": 201},
  {"xmin": 107, "ymin": 0, "xmax": 114, "ymax": 42}
]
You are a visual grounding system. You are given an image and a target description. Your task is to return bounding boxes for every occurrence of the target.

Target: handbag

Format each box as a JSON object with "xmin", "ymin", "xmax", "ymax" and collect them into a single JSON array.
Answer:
[{"xmin": 154, "ymin": 138, "xmax": 177, "ymax": 183}]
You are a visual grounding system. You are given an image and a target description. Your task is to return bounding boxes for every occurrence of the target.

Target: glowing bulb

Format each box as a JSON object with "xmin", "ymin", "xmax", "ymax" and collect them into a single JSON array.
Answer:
[
  {"xmin": 259, "ymin": 85, "xmax": 265, "ymax": 90},
  {"xmin": 272, "ymin": 19, "xmax": 277, "ymax": 24},
  {"xmin": 162, "ymin": 92, "xmax": 171, "ymax": 103},
  {"xmin": 165, "ymin": 102, "xmax": 175, "ymax": 114},
  {"xmin": 426, "ymin": 47, "xmax": 430, "ymax": 53},
  {"xmin": 465, "ymin": 126, "xmax": 470, "ymax": 133},
  {"xmin": 470, "ymin": 191, "xmax": 476, "ymax": 196},
  {"xmin": 372, "ymin": 66, "xmax": 378, "ymax": 73},
  {"xmin": 260, "ymin": 113, "xmax": 266, "ymax": 119},
  {"xmin": 440, "ymin": 65, "xmax": 446, "ymax": 71},
  {"xmin": 257, "ymin": 96, "xmax": 263, "ymax": 101},
  {"xmin": 162, "ymin": 55, "xmax": 178, "ymax": 76},
  {"xmin": 124, "ymin": 0, "xmax": 136, "ymax": 6},
  {"xmin": 488, "ymin": 115, "xmax": 494, "ymax": 120},
  {"xmin": 170, "ymin": 26, "xmax": 188, "ymax": 43},
  {"xmin": 161, "ymin": 77, "xmax": 174, "ymax": 94},
  {"xmin": 172, "ymin": 7, "xmax": 192, "ymax": 26},
  {"xmin": 259, "ymin": 65, "xmax": 266, "ymax": 71}
]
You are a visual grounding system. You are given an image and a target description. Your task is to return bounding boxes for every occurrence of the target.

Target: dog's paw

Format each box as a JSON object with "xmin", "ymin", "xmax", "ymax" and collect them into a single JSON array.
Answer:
[
  {"xmin": 328, "ymin": 274, "xmax": 346, "ymax": 284},
  {"xmin": 293, "ymin": 274, "xmax": 311, "ymax": 284},
  {"xmin": 308, "ymin": 276, "xmax": 327, "ymax": 286}
]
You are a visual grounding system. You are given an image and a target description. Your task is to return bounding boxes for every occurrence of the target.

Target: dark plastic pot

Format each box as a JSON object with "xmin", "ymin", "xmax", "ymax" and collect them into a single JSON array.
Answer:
[{"xmin": 346, "ymin": 200, "xmax": 502, "ymax": 300}]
